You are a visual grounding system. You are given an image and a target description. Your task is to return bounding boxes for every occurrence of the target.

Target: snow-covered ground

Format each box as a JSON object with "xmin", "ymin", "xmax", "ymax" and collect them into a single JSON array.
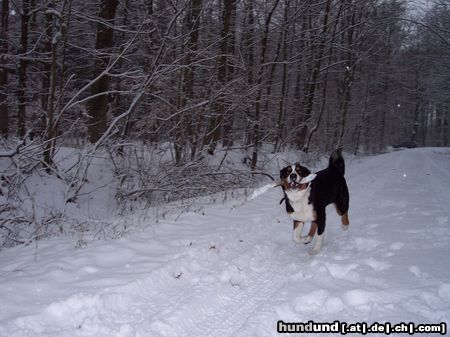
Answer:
[{"xmin": 0, "ymin": 148, "xmax": 449, "ymax": 337}]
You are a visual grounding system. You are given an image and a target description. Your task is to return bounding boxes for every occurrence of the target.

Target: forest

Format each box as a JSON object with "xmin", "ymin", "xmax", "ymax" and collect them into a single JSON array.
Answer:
[
  {"xmin": 1, "ymin": 2, "xmax": 449, "ymax": 334},
  {"xmin": 1, "ymin": 0, "xmax": 448, "ymax": 157},
  {"xmin": 0, "ymin": 0, "xmax": 449, "ymax": 245}
]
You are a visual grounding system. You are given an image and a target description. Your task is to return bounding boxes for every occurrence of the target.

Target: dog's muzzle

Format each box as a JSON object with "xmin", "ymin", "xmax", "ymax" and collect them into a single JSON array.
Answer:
[{"xmin": 288, "ymin": 173, "xmax": 301, "ymax": 188}]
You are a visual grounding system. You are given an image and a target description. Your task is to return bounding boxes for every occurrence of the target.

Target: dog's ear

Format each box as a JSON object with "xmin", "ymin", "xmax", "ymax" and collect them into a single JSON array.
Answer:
[
  {"xmin": 280, "ymin": 166, "xmax": 291, "ymax": 180},
  {"xmin": 280, "ymin": 167, "xmax": 287, "ymax": 180}
]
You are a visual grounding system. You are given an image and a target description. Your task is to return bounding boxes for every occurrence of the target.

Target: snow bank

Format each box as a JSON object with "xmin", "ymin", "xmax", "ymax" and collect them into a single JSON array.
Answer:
[{"xmin": 0, "ymin": 148, "xmax": 449, "ymax": 337}]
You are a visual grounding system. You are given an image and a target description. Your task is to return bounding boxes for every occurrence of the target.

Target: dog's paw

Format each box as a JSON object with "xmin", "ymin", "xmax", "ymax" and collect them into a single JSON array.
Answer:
[
  {"xmin": 293, "ymin": 234, "xmax": 302, "ymax": 243},
  {"xmin": 300, "ymin": 235, "xmax": 312, "ymax": 244},
  {"xmin": 341, "ymin": 224, "xmax": 349, "ymax": 231},
  {"xmin": 293, "ymin": 225, "xmax": 304, "ymax": 243},
  {"xmin": 309, "ymin": 248, "xmax": 321, "ymax": 256},
  {"xmin": 293, "ymin": 236, "xmax": 302, "ymax": 243},
  {"xmin": 309, "ymin": 234, "xmax": 323, "ymax": 255}
]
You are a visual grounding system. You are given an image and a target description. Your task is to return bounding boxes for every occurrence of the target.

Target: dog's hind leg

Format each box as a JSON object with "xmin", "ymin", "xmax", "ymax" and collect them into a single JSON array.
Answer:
[
  {"xmin": 293, "ymin": 220, "xmax": 304, "ymax": 243},
  {"xmin": 335, "ymin": 182, "xmax": 350, "ymax": 230},
  {"xmin": 310, "ymin": 209, "xmax": 326, "ymax": 255},
  {"xmin": 334, "ymin": 203, "xmax": 350, "ymax": 230},
  {"xmin": 341, "ymin": 212, "xmax": 349, "ymax": 230}
]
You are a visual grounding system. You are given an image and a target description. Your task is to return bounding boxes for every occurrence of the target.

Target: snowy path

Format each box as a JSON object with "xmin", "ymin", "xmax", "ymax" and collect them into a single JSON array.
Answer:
[{"xmin": 1, "ymin": 148, "xmax": 449, "ymax": 337}]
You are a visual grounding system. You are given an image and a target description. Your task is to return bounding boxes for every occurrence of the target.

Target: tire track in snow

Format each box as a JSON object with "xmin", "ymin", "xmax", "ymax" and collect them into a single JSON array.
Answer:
[
  {"xmin": 190, "ymin": 264, "xmax": 286, "ymax": 337},
  {"xmin": 148, "ymin": 243, "xmax": 292, "ymax": 337},
  {"xmin": 421, "ymin": 150, "xmax": 450, "ymax": 219},
  {"xmin": 345, "ymin": 152, "xmax": 405, "ymax": 219}
]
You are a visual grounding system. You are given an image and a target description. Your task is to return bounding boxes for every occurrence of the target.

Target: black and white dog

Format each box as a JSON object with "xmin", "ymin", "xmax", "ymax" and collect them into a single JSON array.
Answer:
[{"xmin": 280, "ymin": 149, "xmax": 350, "ymax": 255}]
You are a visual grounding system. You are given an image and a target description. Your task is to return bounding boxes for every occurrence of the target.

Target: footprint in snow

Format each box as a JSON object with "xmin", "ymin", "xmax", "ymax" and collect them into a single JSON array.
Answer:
[
  {"xmin": 381, "ymin": 242, "xmax": 404, "ymax": 258},
  {"xmin": 408, "ymin": 265, "xmax": 430, "ymax": 279},
  {"xmin": 438, "ymin": 283, "xmax": 450, "ymax": 299},
  {"xmin": 323, "ymin": 297, "xmax": 345, "ymax": 314},
  {"xmin": 293, "ymin": 291, "xmax": 346, "ymax": 315},
  {"xmin": 80, "ymin": 266, "xmax": 99, "ymax": 274},
  {"xmin": 353, "ymin": 237, "xmax": 382, "ymax": 251},
  {"xmin": 366, "ymin": 223, "xmax": 381, "ymax": 229},
  {"xmin": 365, "ymin": 258, "xmax": 392, "ymax": 271},
  {"xmin": 322, "ymin": 262, "xmax": 360, "ymax": 280},
  {"xmin": 275, "ymin": 303, "xmax": 300, "ymax": 322},
  {"xmin": 293, "ymin": 289, "xmax": 329, "ymax": 312},
  {"xmin": 342, "ymin": 289, "xmax": 373, "ymax": 308},
  {"xmin": 389, "ymin": 242, "xmax": 404, "ymax": 250}
]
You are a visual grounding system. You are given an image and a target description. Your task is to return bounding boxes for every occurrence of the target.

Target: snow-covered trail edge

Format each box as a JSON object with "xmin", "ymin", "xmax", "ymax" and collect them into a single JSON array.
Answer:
[{"xmin": 1, "ymin": 148, "xmax": 449, "ymax": 337}]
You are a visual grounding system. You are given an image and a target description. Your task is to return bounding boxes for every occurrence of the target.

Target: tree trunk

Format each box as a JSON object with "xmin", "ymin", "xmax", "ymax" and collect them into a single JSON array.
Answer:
[
  {"xmin": 443, "ymin": 109, "xmax": 448, "ymax": 147},
  {"xmin": 0, "ymin": 0, "xmax": 8, "ymax": 137},
  {"xmin": 410, "ymin": 63, "xmax": 422, "ymax": 144},
  {"xmin": 43, "ymin": 1, "xmax": 65, "ymax": 170},
  {"xmin": 207, "ymin": 0, "xmax": 236, "ymax": 154},
  {"xmin": 295, "ymin": 0, "xmax": 332, "ymax": 149},
  {"xmin": 87, "ymin": 0, "xmax": 119, "ymax": 143},
  {"xmin": 273, "ymin": 0, "xmax": 290, "ymax": 152},
  {"xmin": 303, "ymin": 51, "xmax": 332, "ymax": 153},
  {"xmin": 303, "ymin": 0, "xmax": 343, "ymax": 152},
  {"xmin": 17, "ymin": 0, "xmax": 31, "ymax": 138},
  {"xmin": 243, "ymin": 0, "xmax": 255, "ymax": 147},
  {"xmin": 251, "ymin": 0, "xmax": 280, "ymax": 169},
  {"xmin": 40, "ymin": 8, "xmax": 53, "ymax": 136},
  {"xmin": 354, "ymin": 73, "xmax": 370, "ymax": 155},
  {"xmin": 221, "ymin": 0, "xmax": 236, "ymax": 148},
  {"xmin": 337, "ymin": 7, "xmax": 357, "ymax": 147},
  {"xmin": 378, "ymin": 26, "xmax": 392, "ymax": 152},
  {"xmin": 174, "ymin": 0, "xmax": 203, "ymax": 164}
]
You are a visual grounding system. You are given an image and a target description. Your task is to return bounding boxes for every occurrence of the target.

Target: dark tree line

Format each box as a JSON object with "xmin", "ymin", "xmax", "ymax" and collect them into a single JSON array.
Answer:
[{"xmin": 0, "ymin": 0, "xmax": 448, "ymax": 167}]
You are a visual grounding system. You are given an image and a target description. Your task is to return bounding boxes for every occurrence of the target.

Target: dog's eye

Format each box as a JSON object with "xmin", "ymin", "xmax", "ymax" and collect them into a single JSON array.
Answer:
[{"xmin": 287, "ymin": 166, "xmax": 292, "ymax": 173}]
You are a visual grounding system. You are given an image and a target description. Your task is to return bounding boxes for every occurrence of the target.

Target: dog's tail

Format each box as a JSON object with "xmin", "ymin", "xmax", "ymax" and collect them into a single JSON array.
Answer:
[{"xmin": 329, "ymin": 147, "xmax": 345, "ymax": 176}]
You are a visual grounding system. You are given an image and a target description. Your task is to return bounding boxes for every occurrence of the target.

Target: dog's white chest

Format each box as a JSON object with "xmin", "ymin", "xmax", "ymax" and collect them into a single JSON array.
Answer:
[{"xmin": 285, "ymin": 188, "xmax": 314, "ymax": 222}]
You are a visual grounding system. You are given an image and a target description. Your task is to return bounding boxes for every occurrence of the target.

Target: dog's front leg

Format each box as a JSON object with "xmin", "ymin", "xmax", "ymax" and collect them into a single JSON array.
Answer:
[
  {"xmin": 293, "ymin": 220, "xmax": 304, "ymax": 243},
  {"xmin": 310, "ymin": 233, "xmax": 324, "ymax": 255},
  {"xmin": 300, "ymin": 221, "xmax": 317, "ymax": 244}
]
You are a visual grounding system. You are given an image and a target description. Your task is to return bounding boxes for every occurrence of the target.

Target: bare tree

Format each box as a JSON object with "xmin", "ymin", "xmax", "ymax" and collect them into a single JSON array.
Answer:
[
  {"xmin": 250, "ymin": 0, "xmax": 280, "ymax": 169},
  {"xmin": 43, "ymin": 0, "xmax": 67, "ymax": 170},
  {"xmin": 87, "ymin": 0, "xmax": 119, "ymax": 143},
  {"xmin": 17, "ymin": 0, "xmax": 31, "ymax": 137},
  {"xmin": 0, "ymin": 0, "xmax": 8, "ymax": 137},
  {"xmin": 206, "ymin": 0, "xmax": 237, "ymax": 155},
  {"xmin": 293, "ymin": 0, "xmax": 332, "ymax": 150},
  {"xmin": 174, "ymin": 0, "xmax": 203, "ymax": 164}
]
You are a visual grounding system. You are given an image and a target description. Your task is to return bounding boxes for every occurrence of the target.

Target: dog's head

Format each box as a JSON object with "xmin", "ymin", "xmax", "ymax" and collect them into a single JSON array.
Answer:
[{"xmin": 280, "ymin": 163, "xmax": 316, "ymax": 190}]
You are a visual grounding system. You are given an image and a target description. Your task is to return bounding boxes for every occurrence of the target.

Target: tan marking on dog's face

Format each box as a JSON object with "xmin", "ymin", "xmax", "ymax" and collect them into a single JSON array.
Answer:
[
  {"xmin": 308, "ymin": 222, "xmax": 318, "ymax": 237},
  {"xmin": 341, "ymin": 212, "xmax": 349, "ymax": 226},
  {"xmin": 282, "ymin": 179, "xmax": 291, "ymax": 190},
  {"xmin": 279, "ymin": 165, "xmax": 292, "ymax": 180}
]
